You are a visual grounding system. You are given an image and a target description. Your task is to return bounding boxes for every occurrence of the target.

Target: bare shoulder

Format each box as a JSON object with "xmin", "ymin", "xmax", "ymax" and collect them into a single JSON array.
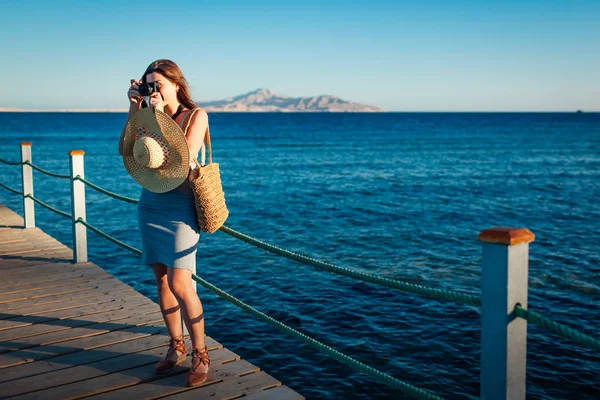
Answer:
[
  {"xmin": 190, "ymin": 108, "xmax": 208, "ymax": 125},
  {"xmin": 186, "ymin": 108, "xmax": 208, "ymax": 138}
]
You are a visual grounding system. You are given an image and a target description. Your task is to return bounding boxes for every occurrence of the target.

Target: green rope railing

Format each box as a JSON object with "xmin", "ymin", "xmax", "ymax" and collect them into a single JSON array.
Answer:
[
  {"xmin": 515, "ymin": 305, "xmax": 600, "ymax": 351},
  {"xmin": 65, "ymin": 176, "xmax": 474, "ymax": 309},
  {"xmin": 218, "ymin": 225, "xmax": 482, "ymax": 307},
  {"xmin": 4, "ymin": 151, "xmax": 599, "ymax": 370},
  {"xmin": 74, "ymin": 175, "xmax": 138, "ymax": 204},
  {"xmin": 23, "ymin": 194, "xmax": 72, "ymax": 219},
  {"xmin": 69, "ymin": 176, "xmax": 481, "ymax": 307},
  {"xmin": 0, "ymin": 181, "xmax": 22, "ymax": 195},
  {"xmin": 23, "ymin": 160, "xmax": 71, "ymax": 179},
  {"xmin": 75, "ymin": 218, "xmax": 142, "ymax": 256},
  {"xmin": 192, "ymin": 273, "xmax": 443, "ymax": 400},
  {"xmin": 0, "ymin": 157, "xmax": 22, "ymax": 166}
]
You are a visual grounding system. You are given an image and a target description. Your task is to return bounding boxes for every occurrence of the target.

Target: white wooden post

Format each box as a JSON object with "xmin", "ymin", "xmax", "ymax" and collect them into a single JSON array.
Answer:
[
  {"xmin": 478, "ymin": 227, "xmax": 535, "ymax": 400},
  {"xmin": 69, "ymin": 150, "xmax": 88, "ymax": 263},
  {"xmin": 20, "ymin": 142, "xmax": 35, "ymax": 228}
]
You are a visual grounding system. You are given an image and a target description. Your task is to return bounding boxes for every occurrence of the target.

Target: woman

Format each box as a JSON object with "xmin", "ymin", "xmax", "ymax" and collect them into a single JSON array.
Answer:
[{"xmin": 117, "ymin": 59, "xmax": 210, "ymax": 387}]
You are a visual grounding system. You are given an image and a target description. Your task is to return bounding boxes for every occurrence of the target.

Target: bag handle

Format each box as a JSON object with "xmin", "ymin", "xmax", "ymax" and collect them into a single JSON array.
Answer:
[{"xmin": 182, "ymin": 107, "xmax": 212, "ymax": 167}]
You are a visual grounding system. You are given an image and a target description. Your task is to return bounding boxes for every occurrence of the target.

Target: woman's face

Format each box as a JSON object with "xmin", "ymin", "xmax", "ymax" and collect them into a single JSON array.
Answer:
[{"xmin": 146, "ymin": 72, "xmax": 178, "ymax": 103}]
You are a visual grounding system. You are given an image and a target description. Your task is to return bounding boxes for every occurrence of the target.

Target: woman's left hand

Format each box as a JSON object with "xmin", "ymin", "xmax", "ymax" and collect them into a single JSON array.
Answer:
[{"xmin": 149, "ymin": 92, "xmax": 164, "ymax": 112}]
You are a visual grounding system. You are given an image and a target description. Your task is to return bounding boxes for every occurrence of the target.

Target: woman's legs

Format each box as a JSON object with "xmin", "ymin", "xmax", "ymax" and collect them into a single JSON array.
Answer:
[
  {"xmin": 167, "ymin": 268, "xmax": 206, "ymax": 351},
  {"xmin": 152, "ymin": 263, "xmax": 184, "ymax": 343},
  {"xmin": 152, "ymin": 263, "xmax": 208, "ymax": 374}
]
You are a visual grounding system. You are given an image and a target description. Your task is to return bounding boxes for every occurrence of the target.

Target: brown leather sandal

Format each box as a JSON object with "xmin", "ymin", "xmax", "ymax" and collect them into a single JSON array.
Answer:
[
  {"xmin": 154, "ymin": 334, "xmax": 187, "ymax": 374},
  {"xmin": 186, "ymin": 345, "xmax": 211, "ymax": 387}
]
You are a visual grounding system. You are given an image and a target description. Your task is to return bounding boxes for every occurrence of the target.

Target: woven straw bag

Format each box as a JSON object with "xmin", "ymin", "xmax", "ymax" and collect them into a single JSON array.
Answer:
[{"xmin": 182, "ymin": 108, "xmax": 229, "ymax": 233}]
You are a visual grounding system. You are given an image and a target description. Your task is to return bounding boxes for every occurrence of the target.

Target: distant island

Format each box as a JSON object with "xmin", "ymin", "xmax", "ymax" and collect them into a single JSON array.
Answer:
[
  {"xmin": 200, "ymin": 88, "xmax": 385, "ymax": 112},
  {"xmin": 0, "ymin": 88, "xmax": 384, "ymax": 113}
]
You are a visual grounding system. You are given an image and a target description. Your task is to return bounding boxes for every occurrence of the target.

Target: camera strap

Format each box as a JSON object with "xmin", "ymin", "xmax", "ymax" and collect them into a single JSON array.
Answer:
[
  {"xmin": 140, "ymin": 98, "xmax": 184, "ymax": 122},
  {"xmin": 171, "ymin": 103, "xmax": 185, "ymax": 121}
]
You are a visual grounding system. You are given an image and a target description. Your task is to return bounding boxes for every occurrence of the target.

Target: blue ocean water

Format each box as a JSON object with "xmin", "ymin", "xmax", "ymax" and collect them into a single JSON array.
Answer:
[{"xmin": 0, "ymin": 112, "xmax": 598, "ymax": 399}]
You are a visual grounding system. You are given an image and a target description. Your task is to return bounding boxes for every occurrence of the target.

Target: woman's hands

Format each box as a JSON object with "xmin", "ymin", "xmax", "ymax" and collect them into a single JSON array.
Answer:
[
  {"xmin": 148, "ymin": 91, "xmax": 165, "ymax": 112},
  {"xmin": 127, "ymin": 79, "xmax": 143, "ymax": 106},
  {"xmin": 127, "ymin": 79, "xmax": 164, "ymax": 112}
]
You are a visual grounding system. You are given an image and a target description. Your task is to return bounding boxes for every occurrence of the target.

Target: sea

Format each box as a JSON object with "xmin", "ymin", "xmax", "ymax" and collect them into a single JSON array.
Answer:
[{"xmin": 0, "ymin": 111, "xmax": 598, "ymax": 399}]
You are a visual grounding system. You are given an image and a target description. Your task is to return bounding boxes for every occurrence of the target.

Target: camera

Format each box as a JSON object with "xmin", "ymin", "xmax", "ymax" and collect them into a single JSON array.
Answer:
[{"xmin": 137, "ymin": 81, "xmax": 161, "ymax": 96}]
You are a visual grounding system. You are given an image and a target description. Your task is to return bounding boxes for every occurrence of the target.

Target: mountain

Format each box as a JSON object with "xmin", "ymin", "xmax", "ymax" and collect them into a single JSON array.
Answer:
[{"xmin": 199, "ymin": 88, "xmax": 385, "ymax": 112}]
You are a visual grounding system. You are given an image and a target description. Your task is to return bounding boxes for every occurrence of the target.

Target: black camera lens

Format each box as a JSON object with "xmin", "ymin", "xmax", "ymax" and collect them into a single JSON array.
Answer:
[
  {"xmin": 138, "ymin": 82, "xmax": 160, "ymax": 96},
  {"xmin": 138, "ymin": 83, "xmax": 152, "ymax": 96}
]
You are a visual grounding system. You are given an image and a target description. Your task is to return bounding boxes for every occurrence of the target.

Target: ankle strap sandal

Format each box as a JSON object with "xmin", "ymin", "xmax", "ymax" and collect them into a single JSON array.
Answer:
[
  {"xmin": 191, "ymin": 345, "xmax": 211, "ymax": 368},
  {"xmin": 167, "ymin": 334, "xmax": 187, "ymax": 355},
  {"xmin": 154, "ymin": 334, "xmax": 187, "ymax": 374},
  {"xmin": 187, "ymin": 345, "xmax": 211, "ymax": 387}
]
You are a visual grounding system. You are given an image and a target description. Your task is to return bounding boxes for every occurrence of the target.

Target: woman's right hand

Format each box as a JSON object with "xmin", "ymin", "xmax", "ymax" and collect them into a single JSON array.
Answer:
[{"xmin": 127, "ymin": 79, "xmax": 143, "ymax": 106}]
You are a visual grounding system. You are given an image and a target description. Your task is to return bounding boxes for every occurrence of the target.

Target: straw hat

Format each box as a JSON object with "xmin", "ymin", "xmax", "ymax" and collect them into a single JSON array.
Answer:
[{"xmin": 122, "ymin": 108, "xmax": 190, "ymax": 193}]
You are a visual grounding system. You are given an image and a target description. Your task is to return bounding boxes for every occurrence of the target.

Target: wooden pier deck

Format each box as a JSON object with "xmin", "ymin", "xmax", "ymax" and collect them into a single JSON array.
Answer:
[{"xmin": 0, "ymin": 203, "xmax": 304, "ymax": 400}]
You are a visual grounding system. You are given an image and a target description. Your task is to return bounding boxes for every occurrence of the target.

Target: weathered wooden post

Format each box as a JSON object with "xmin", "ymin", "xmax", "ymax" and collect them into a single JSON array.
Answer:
[
  {"xmin": 69, "ymin": 150, "xmax": 88, "ymax": 263},
  {"xmin": 478, "ymin": 227, "xmax": 535, "ymax": 400},
  {"xmin": 20, "ymin": 142, "xmax": 35, "ymax": 228}
]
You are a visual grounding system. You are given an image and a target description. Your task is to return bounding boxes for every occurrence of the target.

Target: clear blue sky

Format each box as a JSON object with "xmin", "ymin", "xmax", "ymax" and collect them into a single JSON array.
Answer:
[{"xmin": 1, "ymin": 0, "xmax": 599, "ymax": 111}]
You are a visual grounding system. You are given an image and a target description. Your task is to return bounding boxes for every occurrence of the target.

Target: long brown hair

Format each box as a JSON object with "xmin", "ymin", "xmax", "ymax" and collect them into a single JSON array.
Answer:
[{"xmin": 141, "ymin": 59, "xmax": 196, "ymax": 110}]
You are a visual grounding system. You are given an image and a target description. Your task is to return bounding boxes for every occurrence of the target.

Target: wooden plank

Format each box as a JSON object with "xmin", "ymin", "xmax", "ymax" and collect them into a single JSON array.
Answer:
[
  {"xmin": 0, "ymin": 271, "xmax": 116, "ymax": 296},
  {"xmin": 0, "ymin": 251, "xmax": 73, "ymax": 264},
  {"xmin": 0, "ymin": 238, "xmax": 27, "ymax": 245},
  {"xmin": 0, "ymin": 227, "xmax": 46, "ymax": 235},
  {"xmin": 0, "ymin": 247, "xmax": 72, "ymax": 258},
  {"xmin": 0, "ymin": 334, "xmax": 223, "ymax": 384},
  {"xmin": 0, "ymin": 215, "xmax": 24, "ymax": 225},
  {"xmin": 172, "ymin": 371, "xmax": 281, "ymax": 400},
  {"xmin": 0, "ymin": 289, "xmax": 143, "ymax": 320},
  {"xmin": 0, "ymin": 230, "xmax": 46, "ymax": 240},
  {"xmin": 0, "ymin": 266, "xmax": 111, "ymax": 288},
  {"xmin": 0, "ymin": 261, "xmax": 96, "ymax": 276},
  {"xmin": 83, "ymin": 348, "xmax": 240, "ymax": 400},
  {"xmin": 0, "ymin": 347, "xmax": 237, "ymax": 398},
  {"xmin": 1, "ymin": 281, "xmax": 134, "ymax": 312},
  {"xmin": 155, "ymin": 359, "xmax": 263, "ymax": 400},
  {"xmin": 0, "ymin": 204, "xmax": 304, "ymax": 400},
  {"xmin": 15, "ymin": 358, "xmax": 259, "ymax": 400},
  {"xmin": 0, "ymin": 263, "xmax": 108, "ymax": 282},
  {"xmin": 0, "ymin": 231, "xmax": 61, "ymax": 242},
  {"xmin": 242, "ymin": 385, "xmax": 306, "ymax": 400},
  {"xmin": 0, "ymin": 230, "xmax": 63, "ymax": 240},
  {"xmin": 0, "ymin": 238, "xmax": 67, "ymax": 251},
  {"xmin": 0, "ymin": 303, "xmax": 161, "ymax": 353},
  {"xmin": 0, "ymin": 229, "xmax": 60, "ymax": 239},
  {"xmin": 0, "ymin": 243, "xmax": 72, "ymax": 253},
  {"xmin": 0, "ymin": 244, "xmax": 70, "ymax": 257},
  {"xmin": 0, "ymin": 237, "xmax": 63, "ymax": 246},
  {"xmin": 1, "ymin": 246, "xmax": 72, "ymax": 257},
  {"xmin": 0, "ymin": 311, "xmax": 165, "ymax": 368},
  {"xmin": 0, "ymin": 255, "xmax": 73, "ymax": 268},
  {"xmin": 0, "ymin": 295, "xmax": 152, "ymax": 332},
  {"xmin": 0, "ymin": 267, "xmax": 113, "ymax": 290},
  {"xmin": 0, "ymin": 331, "xmax": 181, "ymax": 383},
  {"xmin": 0, "ymin": 276, "xmax": 121, "ymax": 304}
]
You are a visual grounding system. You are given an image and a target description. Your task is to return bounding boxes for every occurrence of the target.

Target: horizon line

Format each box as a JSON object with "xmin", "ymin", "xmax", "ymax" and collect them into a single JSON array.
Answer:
[{"xmin": 0, "ymin": 108, "xmax": 597, "ymax": 114}]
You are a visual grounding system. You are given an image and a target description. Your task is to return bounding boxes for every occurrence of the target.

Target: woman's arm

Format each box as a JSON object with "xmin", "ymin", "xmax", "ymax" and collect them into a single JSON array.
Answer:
[{"xmin": 185, "ymin": 109, "xmax": 209, "ymax": 159}]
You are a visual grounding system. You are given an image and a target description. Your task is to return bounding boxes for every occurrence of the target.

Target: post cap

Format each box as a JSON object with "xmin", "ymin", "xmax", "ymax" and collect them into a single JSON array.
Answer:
[
  {"xmin": 69, "ymin": 150, "xmax": 85, "ymax": 156},
  {"xmin": 477, "ymin": 227, "xmax": 535, "ymax": 245},
  {"xmin": 21, "ymin": 142, "xmax": 32, "ymax": 146}
]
